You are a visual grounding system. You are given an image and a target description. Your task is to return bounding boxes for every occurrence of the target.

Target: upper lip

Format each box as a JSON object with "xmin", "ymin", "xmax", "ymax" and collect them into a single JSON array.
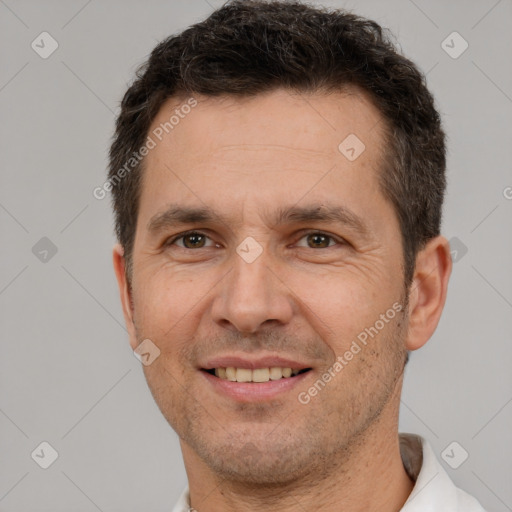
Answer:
[{"xmin": 201, "ymin": 354, "xmax": 312, "ymax": 370}]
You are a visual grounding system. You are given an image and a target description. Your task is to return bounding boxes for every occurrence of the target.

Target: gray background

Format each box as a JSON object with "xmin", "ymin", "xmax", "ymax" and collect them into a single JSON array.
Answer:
[{"xmin": 1, "ymin": 0, "xmax": 511, "ymax": 510}]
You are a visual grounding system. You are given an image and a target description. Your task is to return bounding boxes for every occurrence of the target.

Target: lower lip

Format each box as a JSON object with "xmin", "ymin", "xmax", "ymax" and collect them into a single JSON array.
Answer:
[{"xmin": 201, "ymin": 370, "xmax": 311, "ymax": 402}]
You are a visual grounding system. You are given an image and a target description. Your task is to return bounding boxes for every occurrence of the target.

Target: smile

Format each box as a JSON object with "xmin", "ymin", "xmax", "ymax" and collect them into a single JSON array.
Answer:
[{"xmin": 204, "ymin": 367, "xmax": 312, "ymax": 382}]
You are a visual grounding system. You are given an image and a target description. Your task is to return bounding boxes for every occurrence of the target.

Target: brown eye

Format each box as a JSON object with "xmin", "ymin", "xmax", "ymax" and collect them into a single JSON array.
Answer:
[
  {"xmin": 183, "ymin": 233, "xmax": 206, "ymax": 248},
  {"xmin": 305, "ymin": 233, "xmax": 334, "ymax": 248},
  {"xmin": 171, "ymin": 232, "xmax": 214, "ymax": 249}
]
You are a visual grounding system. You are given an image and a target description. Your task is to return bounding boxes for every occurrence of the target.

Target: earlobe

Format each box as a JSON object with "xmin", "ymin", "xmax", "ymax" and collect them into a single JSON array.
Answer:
[
  {"xmin": 405, "ymin": 236, "xmax": 452, "ymax": 351},
  {"xmin": 112, "ymin": 244, "xmax": 138, "ymax": 350}
]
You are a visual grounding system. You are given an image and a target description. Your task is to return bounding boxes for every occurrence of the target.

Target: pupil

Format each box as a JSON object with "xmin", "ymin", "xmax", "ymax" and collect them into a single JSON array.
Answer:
[
  {"xmin": 185, "ymin": 234, "xmax": 204, "ymax": 248},
  {"xmin": 308, "ymin": 234, "xmax": 328, "ymax": 248}
]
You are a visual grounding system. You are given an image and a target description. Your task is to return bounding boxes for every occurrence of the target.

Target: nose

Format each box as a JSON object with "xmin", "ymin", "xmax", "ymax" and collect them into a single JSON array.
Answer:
[{"xmin": 211, "ymin": 250, "xmax": 294, "ymax": 334}]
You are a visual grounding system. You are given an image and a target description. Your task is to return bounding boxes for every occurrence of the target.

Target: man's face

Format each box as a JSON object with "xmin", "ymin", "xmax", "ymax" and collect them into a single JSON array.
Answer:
[{"xmin": 124, "ymin": 89, "xmax": 409, "ymax": 484}]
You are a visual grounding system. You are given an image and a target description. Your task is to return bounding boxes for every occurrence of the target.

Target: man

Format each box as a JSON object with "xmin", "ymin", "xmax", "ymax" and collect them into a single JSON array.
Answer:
[{"xmin": 109, "ymin": 1, "xmax": 485, "ymax": 510}]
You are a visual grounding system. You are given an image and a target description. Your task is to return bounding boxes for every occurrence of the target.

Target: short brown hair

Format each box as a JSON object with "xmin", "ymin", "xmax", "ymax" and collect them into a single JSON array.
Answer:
[{"xmin": 108, "ymin": 0, "xmax": 446, "ymax": 285}]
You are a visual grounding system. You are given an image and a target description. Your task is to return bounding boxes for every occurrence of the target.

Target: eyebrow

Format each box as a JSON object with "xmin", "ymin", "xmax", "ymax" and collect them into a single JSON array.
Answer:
[
  {"xmin": 273, "ymin": 204, "xmax": 369, "ymax": 237},
  {"xmin": 147, "ymin": 203, "xmax": 370, "ymax": 238},
  {"xmin": 147, "ymin": 206, "xmax": 230, "ymax": 234}
]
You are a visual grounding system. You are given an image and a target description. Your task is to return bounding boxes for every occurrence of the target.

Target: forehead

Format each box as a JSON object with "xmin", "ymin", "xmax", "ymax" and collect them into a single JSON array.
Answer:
[
  {"xmin": 137, "ymin": 88, "xmax": 391, "ymax": 232},
  {"xmin": 147, "ymin": 88, "xmax": 385, "ymax": 167}
]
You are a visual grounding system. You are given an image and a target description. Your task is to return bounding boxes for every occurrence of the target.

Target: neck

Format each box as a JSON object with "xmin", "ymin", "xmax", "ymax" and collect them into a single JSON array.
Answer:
[{"xmin": 182, "ymin": 386, "xmax": 414, "ymax": 512}]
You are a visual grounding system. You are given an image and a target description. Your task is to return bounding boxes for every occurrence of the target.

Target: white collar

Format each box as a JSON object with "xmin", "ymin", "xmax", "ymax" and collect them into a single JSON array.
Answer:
[
  {"xmin": 400, "ymin": 433, "xmax": 485, "ymax": 511},
  {"xmin": 172, "ymin": 433, "xmax": 485, "ymax": 512}
]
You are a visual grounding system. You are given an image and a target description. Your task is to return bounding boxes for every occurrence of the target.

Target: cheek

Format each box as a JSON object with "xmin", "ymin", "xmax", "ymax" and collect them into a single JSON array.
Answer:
[
  {"xmin": 287, "ymin": 267, "xmax": 401, "ymax": 349},
  {"xmin": 131, "ymin": 265, "xmax": 229, "ymax": 361},
  {"xmin": 131, "ymin": 268, "xmax": 200, "ymax": 338}
]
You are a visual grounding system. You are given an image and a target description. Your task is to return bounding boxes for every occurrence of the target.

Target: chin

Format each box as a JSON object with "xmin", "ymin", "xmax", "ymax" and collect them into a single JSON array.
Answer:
[{"xmin": 188, "ymin": 428, "xmax": 319, "ymax": 485}]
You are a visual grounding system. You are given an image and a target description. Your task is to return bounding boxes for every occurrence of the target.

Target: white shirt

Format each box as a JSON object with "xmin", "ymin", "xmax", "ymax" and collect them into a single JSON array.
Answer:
[{"xmin": 172, "ymin": 433, "xmax": 486, "ymax": 512}]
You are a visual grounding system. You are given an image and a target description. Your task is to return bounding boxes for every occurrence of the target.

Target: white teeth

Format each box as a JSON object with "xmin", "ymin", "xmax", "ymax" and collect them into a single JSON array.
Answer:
[
  {"xmin": 269, "ymin": 367, "xmax": 283, "ymax": 380},
  {"xmin": 252, "ymin": 368, "xmax": 270, "ymax": 382},
  {"xmin": 236, "ymin": 368, "xmax": 252, "ymax": 382},
  {"xmin": 225, "ymin": 367, "xmax": 237, "ymax": 381},
  {"xmin": 212, "ymin": 367, "xmax": 302, "ymax": 382}
]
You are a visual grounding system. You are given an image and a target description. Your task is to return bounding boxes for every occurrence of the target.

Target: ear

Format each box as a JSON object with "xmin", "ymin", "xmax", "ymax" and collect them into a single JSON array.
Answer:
[
  {"xmin": 113, "ymin": 244, "xmax": 139, "ymax": 350},
  {"xmin": 405, "ymin": 236, "xmax": 452, "ymax": 351}
]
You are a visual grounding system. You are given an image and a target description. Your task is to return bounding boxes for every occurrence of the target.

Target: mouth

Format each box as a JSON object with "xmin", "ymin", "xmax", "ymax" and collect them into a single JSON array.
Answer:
[
  {"xmin": 200, "ymin": 357, "xmax": 313, "ymax": 401},
  {"xmin": 202, "ymin": 366, "xmax": 312, "ymax": 382}
]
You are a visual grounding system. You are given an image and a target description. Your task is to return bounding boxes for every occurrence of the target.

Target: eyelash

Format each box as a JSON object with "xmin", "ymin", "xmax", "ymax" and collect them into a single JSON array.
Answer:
[{"xmin": 166, "ymin": 230, "xmax": 344, "ymax": 249}]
